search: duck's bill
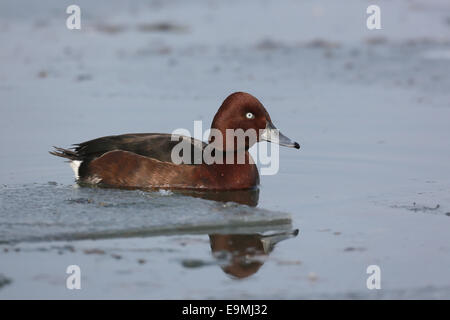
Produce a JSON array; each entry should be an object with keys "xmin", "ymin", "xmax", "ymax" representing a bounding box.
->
[
  {"xmin": 260, "ymin": 229, "xmax": 299, "ymax": 253},
  {"xmin": 260, "ymin": 122, "xmax": 300, "ymax": 149}
]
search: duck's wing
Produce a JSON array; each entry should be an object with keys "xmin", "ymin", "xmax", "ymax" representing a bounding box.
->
[{"xmin": 51, "ymin": 133, "xmax": 206, "ymax": 164}]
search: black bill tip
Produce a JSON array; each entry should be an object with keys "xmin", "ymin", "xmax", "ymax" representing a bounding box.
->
[{"xmin": 294, "ymin": 142, "xmax": 300, "ymax": 149}]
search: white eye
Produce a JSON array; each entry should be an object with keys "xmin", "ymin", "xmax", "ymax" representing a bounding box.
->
[{"xmin": 246, "ymin": 112, "xmax": 255, "ymax": 119}]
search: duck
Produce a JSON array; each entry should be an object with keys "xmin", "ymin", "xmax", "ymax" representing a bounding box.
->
[{"xmin": 50, "ymin": 92, "xmax": 300, "ymax": 190}]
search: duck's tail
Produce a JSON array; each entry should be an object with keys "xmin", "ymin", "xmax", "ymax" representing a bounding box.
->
[{"xmin": 49, "ymin": 146, "xmax": 80, "ymax": 161}]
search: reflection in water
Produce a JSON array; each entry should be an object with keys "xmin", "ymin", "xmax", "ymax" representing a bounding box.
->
[
  {"xmin": 177, "ymin": 187, "xmax": 299, "ymax": 279},
  {"xmin": 172, "ymin": 188, "xmax": 260, "ymax": 207},
  {"xmin": 209, "ymin": 230, "xmax": 299, "ymax": 279},
  {"xmin": 1, "ymin": 183, "xmax": 298, "ymax": 280},
  {"xmin": 80, "ymin": 185, "xmax": 261, "ymax": 207}
]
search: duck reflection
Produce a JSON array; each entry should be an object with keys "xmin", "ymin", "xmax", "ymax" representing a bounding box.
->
[
  {"xmin": 209, "ymin": 229, "xmax": 298, "ymax": 279},
  {"xmin": 172, "ymin": 187, "xmax": 260, "ymax": 207},
  {"xmin": 175, "ymin": 188, "xmax": 299, "ymax": 279}
]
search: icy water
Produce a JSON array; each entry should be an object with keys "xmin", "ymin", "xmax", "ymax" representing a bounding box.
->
[
  {"xmin": 0, "ymin": 184, "xmax": 291, "ymax": 244},
  {"xmin": 1, "ymin": 0, "xmax": 450, "ymax": 299}
]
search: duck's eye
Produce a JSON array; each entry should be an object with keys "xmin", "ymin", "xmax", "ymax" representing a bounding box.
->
[{"xmin": 246, "ymin": 112, "xmax": 255, "ymax": 119}]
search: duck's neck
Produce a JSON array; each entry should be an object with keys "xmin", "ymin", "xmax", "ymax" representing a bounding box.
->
[
  {"xmin": 202, "ymin": 150, "xmax": 260, "ymax": 189},
  {"xmin": 204, "ymin": 148, "xmax": 254, "ymax": 166}
]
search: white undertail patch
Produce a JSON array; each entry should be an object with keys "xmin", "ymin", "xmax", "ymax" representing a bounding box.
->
[{"xmin": 70, "ymin": 160, "xmax": 81, "ymax": 179}]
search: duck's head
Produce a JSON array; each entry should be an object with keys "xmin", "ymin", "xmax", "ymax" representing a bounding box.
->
[{"xmin": 209, "ymin": 92, "xmax": 300, "ymax": 151}]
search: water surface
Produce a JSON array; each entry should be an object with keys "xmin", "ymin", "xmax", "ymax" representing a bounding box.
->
[{"xmin": 1, "ymin": 0, "xmax": 450, "ymax": 299}]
